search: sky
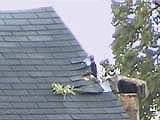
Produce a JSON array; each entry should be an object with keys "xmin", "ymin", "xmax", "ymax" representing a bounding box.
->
[{"xmin": 0, "ymin": 0, "xmax": 115, "ymax": 63}]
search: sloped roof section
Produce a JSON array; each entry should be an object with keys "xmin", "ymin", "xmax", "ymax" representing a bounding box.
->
[{"xmin": 0, "ymin": 7, "xmax": 129, "ymax": 120}]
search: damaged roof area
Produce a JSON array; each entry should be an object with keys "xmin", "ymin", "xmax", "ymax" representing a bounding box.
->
[{"xmin": 0, "ymin": 7, "xmax": 129, "ymax": 120}]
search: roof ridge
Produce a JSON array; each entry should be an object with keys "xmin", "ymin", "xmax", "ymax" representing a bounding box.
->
[{"xmin": 0, "ymin": 6, "xmax": 54, "ymax": 13}]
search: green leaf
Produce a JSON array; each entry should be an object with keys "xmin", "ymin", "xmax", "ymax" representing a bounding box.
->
[
  {"xmin": 51, "ymin": 82, "xmax": 77, "ymax": 96},
  {"xmin": 111, "ymin": 0, "xmax": 160, "ymax": 119}
]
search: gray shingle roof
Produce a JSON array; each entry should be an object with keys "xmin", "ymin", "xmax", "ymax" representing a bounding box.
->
[{"xmin": 0, "ymin": 7, "xmax": 129, "ymax": 120}]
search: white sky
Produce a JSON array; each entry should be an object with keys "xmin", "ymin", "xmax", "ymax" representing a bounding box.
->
[{"xmin": 0, "ymin": 0, "xmax": 114, "ymax": 63}]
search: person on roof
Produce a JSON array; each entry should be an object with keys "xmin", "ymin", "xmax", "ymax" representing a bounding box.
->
[{"xmin": 90, "ymin": 55, "xmax": 97, "ymax": 78}]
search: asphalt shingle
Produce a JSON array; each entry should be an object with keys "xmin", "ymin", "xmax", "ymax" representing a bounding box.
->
[
  {"xmin": 0, "ymin": 7, "xmax": 129, "ymax": 120},
  {"xmin": 4, "ymin": 19, "xmax": 30, "ymax": 25},
  {"xmin": 0, "ymin": 13, "xmax": 12, "ymax": 19},
  {"xmin": 11, "ymin": 13, "xmax": 38, "ymax": 19},
  {"xmin": 36, "ymin": 12, "xmax": 58, "ymax": 18},
  {"xmin": 28, "ymin": 18, "xmax": 54, "ymax": 25}
]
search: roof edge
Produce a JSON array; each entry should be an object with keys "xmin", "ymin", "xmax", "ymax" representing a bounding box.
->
[{"xmin": 0, "ymin": 6, "xmax": 54, "ymax": 13}]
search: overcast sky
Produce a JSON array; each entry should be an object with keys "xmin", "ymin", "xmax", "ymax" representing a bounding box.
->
[{"xmin": 0, "ymin": 0, "xmax": 114, "ymax": 63}]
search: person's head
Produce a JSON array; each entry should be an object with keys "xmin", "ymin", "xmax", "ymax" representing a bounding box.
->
[{"xmin": 89, "ymin": 55, "xmax": 94, "ymax": 62}]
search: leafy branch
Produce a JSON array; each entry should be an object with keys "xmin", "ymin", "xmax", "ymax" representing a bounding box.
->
[
  {"xmin": 111, "ymin": 0, "xmax": 160, "ymax": 119},
  {"xmin": 51, "ymin": 82, "xmax": 77, "ymax": 96}
]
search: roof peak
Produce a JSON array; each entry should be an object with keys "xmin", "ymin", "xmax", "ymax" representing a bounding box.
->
[{"xmin": 0, "ymin": 6, "xmax": 54, "ymax": 13}]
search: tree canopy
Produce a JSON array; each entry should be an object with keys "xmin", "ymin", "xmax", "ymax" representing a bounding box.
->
[{"xmin": 111, "ymin": 0, "xmax": 160, "ymax": 119}]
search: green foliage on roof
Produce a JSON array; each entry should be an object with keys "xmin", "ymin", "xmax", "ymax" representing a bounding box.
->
[{"xmin": 51, "ymin": 82, "xmax": 77, "ymax": 96}]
